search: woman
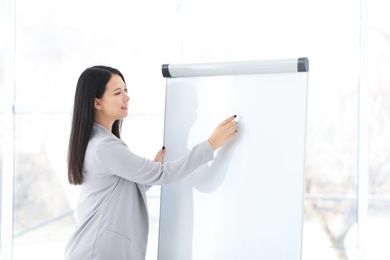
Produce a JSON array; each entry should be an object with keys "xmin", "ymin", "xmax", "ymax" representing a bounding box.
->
[{"xmin": 64, "ymin": 65, "xmax": 237, "ymax": 260}]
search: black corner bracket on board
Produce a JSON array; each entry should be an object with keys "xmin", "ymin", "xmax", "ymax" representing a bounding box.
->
[
  {"xmin": 162, "ymin": 64, "xmax": 171, "ymax": 78},
  {"xmin": 297, "ymin": 57, "xmax": 309, "ymax": 72}
]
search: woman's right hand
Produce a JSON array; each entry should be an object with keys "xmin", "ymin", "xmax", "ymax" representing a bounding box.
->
[{"xmin": 208, "ymin": 115, "xmax": 238, "ymax": 151}]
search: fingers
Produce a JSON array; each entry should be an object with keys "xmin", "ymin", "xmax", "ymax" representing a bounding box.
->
[
  {"xmin": 220, "ymin": 115, "xmax": 237, "ymax": 126},
  {"xmin": 159, "ymin": 146, "xmax": 166, "ymax": 158},
  {"xmin": 221, "ymin": 117, "xmax": 238, "ymax": 137},
  {"xmin": 225, "ymin": 120, "xmax": 238, "ymax": 133},
  {"xmin": 208, "ymin": 115, "xmax": 238, "ymax": 151},
  {"xmin": 154, "ymin": 146, "xmax": 166, "ymax": 163},
  {"xmin": 220, "ymin": 115, "xmax": 238, "ymax": 135}
]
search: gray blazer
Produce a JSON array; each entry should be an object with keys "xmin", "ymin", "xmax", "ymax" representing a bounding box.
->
[{"xmin": 64, "ymin": 123, "xmax": 214, "ymax": 260}]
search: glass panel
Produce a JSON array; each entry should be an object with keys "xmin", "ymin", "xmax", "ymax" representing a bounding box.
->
[
  {"xmin": 366, "ymin": 0, "xmax": 390, "ymax": 257},
  {"xmin": 367, "ymin": 0, "xmax": 390, "ymax": 195},
  {"xmin": 303, "ymin": 199, "xmax": 357, "ymax": 260},
  {"xmin": 13, "ymin": 113, "xmax": 76, "ymax": 259},
  {"xmin": 366, "ymin": 200, "xmax": 390, "ymax": 258},
  {"xmin": 13, "ymin": 213, "xmax": 75, "ymax": 259}
]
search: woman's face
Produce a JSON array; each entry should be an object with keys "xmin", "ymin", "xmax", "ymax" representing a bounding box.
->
[{"xmin": 95, "ymin": 74, "xmax": 130, "ymax": 121}]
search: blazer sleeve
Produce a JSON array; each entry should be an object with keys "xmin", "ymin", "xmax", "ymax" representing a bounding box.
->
[{"xmin": 96, "ymin": 138, "xmax": 214, "ymax": 185}]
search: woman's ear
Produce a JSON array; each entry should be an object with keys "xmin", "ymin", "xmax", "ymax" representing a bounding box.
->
[{"xmin": 95, "ymin": 98, "xmax": 102, "ymax": 110}]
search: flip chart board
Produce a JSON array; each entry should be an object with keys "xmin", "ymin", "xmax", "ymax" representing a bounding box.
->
[{"xmin": 158, "ymin": 58, "xmax": 309, "ymax": 260}]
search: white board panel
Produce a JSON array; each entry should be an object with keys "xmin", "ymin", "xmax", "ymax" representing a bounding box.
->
[{"xmin": 158, "ymin": 66, "xmax": 308, "ymax": 260}]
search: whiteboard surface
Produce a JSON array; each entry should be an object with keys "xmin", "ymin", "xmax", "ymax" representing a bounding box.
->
[{"xmin": 158, "ymin": 72, "xmax": 308, "ymax": 260}]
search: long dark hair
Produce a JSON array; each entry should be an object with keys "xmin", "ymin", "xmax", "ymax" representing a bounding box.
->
[{"xmin": 68, "ymin": 65, "xmax": 126, "ymax": 185}]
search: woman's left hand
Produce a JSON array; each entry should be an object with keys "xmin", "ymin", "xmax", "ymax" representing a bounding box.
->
[{"xmin": 154, "ymin": 146, "xmax": 166, "ymax": 163}]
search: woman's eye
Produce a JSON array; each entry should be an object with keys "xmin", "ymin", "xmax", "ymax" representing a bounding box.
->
[{"xmin": 124, "ymin": 88, "xmax": 128, "ymax": 93}]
